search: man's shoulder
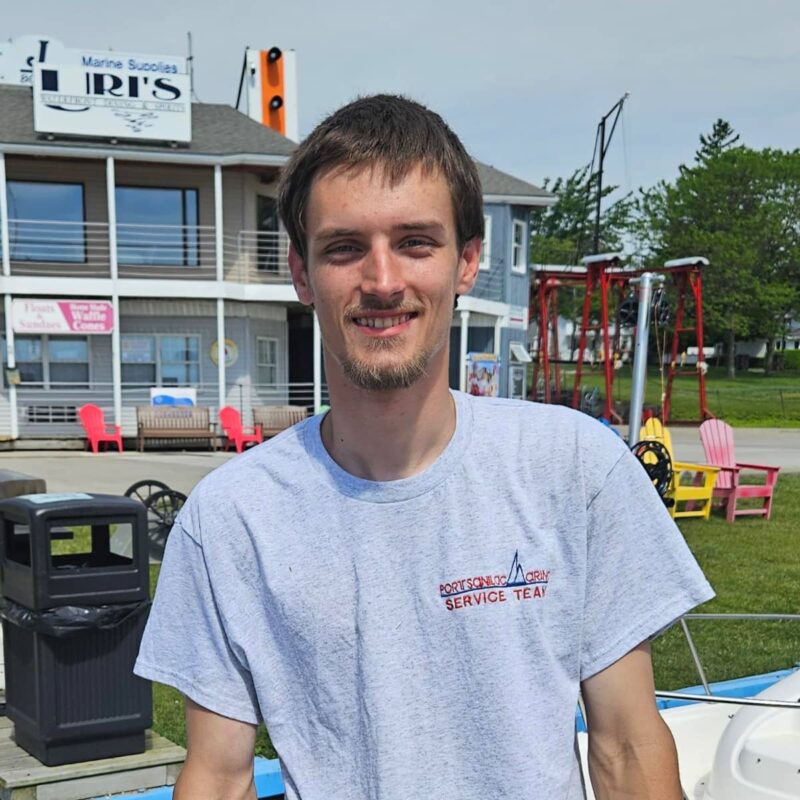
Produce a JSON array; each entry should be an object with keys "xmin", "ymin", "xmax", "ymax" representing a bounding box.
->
[
  {"xmin": 461, "ymin": 392, "xmax": 618, "ymax": 440},
  {"xmin": 179, "ymin": 416, "xmax": 316, "ymax": 523},
  {"xmin": 458, "ymin": 393, "xmax": 630, "ymax": 486}
]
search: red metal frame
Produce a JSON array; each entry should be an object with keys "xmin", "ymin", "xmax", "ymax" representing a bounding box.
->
[
  {"xmin": 529, "ymin": 256, "xmax": 712, "ymax": 424},
  {"xmin": 662, "ymin": 260, "xmax": 713, "ymax": 423}
]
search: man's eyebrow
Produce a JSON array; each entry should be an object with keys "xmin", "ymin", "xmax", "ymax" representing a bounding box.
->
[
  {"xmin": 313, "ymin": 221, "xmax": 446, "ymax": 241},
  {"xmin": 396, "ymin": 221, "xmax": 445, "ymax": 232},
  {"xmin": 314, "ymin": 227, "xmax": 360, "ymax": 242}
]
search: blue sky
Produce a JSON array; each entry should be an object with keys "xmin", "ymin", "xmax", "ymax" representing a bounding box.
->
[{"xmin": 4, "ymin": 0, "xmax": 798, "ymax": 208}]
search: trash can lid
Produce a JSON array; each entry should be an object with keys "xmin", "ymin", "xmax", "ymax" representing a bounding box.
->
[{"xmin": 0, "ymin": 492, "xmax": 145, "ymax": 520}]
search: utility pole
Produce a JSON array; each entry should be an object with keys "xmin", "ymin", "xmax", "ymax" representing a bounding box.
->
[{"xmin": 592, "ymin": 93, "xmax": 629, "ymax": 253}]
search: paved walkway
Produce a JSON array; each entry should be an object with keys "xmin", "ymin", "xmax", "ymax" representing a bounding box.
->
[
  {"xmin": 0, "ymin": 450, "xmax": 237, "ymax": 496},
  {"xmin": 0, "ymin": 425, "xmax": 797, "ymax": 498}
]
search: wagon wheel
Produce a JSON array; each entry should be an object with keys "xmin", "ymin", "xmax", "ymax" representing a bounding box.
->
[
  {"xmin": 144, "ymin": 489, "xmax": 187, "ymax": 561},
  {"xmin": 631, "ymin": 440, "xmax": 674, "ymax": 504},
  {"xmin": 125, "ymin": 479, "xmax": 171, "ymax": 505}
]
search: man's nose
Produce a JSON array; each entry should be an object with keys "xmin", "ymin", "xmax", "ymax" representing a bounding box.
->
[{"xmin": 360, "ymin": 241, "xmax": 405, "ymax": 299}]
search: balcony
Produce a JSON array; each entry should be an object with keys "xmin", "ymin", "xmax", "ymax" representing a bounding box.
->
[{"xmin": 1, "ymin": 219, "xmax": 292, "ymax": 283}]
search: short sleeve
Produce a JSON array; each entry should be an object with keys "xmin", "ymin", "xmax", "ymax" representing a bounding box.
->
[
  {"xmin": 134, "ymin": 521, "xmax": 261, "ymax": 725},
  {"xmin": 579, "ymin": 448, "xmax": 715, "ymax": 680}
]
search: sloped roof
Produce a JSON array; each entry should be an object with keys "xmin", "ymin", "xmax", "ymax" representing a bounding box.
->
[
  {"xmin": 475, "ymin": 161, "xmax": 554, "ymax": 205},
  {"xmin": 0, "ymin": 84, "xmax": 555, "ymax": 202},
  {"xmin": 0, "ymin": 84, "xmax": 295, "ymax": 163}
]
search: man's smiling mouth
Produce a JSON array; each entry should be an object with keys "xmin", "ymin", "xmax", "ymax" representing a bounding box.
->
[{"xmin": 353, "ymin": 313, "xmax": 417, "ymax": 329}]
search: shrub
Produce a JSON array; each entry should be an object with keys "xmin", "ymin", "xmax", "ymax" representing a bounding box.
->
[{"xmin": 783, "ymin": 350, "xmax": 800, "ymax": 371}]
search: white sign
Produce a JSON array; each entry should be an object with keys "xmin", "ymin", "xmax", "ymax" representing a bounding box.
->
[
  {"xmin": 12, "ymin": 298, "xmax": 115, "ymax": 334},
  {"xmin": 34, "ymin": 63, "xmax": 191, "ymax": 142},
  {"xmin": 0, "ymin": 35, "xmax": 187, "ymax": 86}
]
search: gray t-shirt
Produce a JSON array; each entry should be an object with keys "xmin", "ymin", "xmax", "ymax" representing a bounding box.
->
[{"xmin": 135, "ymin": 391, "xmax": 714, "ymax": 799}]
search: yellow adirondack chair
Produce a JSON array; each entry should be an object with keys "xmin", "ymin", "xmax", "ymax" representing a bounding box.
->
[{"xmin": 639, "ymin": 418, "xmax": 719, "ymax": 520}]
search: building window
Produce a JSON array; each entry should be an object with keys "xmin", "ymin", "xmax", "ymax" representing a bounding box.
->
[
  {"xmin": 6, "ymin": 181, "xmax": 85, "ymax": 263},
  {"xmin": 511, "ymin": 220, "xmax": 527, "ymax": 274},
  {"xmin": 160, "ymin": 336, "xmax": 200, "ymax": 385},
  {"xmin": 120, "ymin": 334, "xmax": 199, "ymax": 385},
  {"xmin": 48, "ymin": 337, "xmax": 89, "ymax": 385},
  {"xmin": 116, "ymin": 187, "xmax": 199, "ymax": 267},
  {"xmin": 2, "ymin": 335, "xmax": 89, "ymax": 388},
  {"xmin": 121, "ymin": 335, "xmax": 157, "ymax": 384},
  {"xmin": 256, "ymin": 337, "xmax": 279, "ymax": 386},
  {"xmin": 479, "ymin": 214, "xmax": 492, "ymax": 271},
  {"xmin": 14, "ymin": 336, "xmax": 44, "ymax": 384}
]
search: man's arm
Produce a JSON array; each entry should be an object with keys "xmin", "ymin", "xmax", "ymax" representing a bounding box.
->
[
  {"xmin": 173, "ymin": 698, "xmax": 258, "ymax": 800},
  {"xmin": 581, "ymin": 642, "xmax": 683, "ymax": 800}
]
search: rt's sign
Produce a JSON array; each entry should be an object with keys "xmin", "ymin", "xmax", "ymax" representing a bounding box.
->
[
  {"xmin": 33, "ymin": 62, "xmax": 192, "ymax": 142},
  {"xmin": 0, "ymin": 35, "xmax": 187, "ymax": 86}
]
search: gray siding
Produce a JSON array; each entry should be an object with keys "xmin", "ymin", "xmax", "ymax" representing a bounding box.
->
[
  {"xmin": 507, "ymin": 206, "xmax": 532, "ymax": 308},
  {"xmin": 472, "ymin": 204, "xmax": 506, "ymax": 302}
]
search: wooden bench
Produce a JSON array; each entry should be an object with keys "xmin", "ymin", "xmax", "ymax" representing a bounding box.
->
[
  {"xmin": 252, "ymin": 405, "xmax": 308, "ymax": 439},
  {"xmin": 136, "ymin": 406, "xmax": 217, "ymax": 452}
]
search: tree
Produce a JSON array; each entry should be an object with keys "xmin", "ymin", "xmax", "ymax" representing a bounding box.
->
[
  {"xmin": 529, "ymin": 167, "xmax": 635, "ymax": 360},
  {"xmin": 529, "ymin": 165, "xmax": 634, "ymax": 265},
  {"xmin": 635, "ymin": 122, "xmax": 800, "ymax": 377}
]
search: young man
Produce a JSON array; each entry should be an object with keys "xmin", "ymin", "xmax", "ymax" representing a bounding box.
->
[{"xmin": 135, "ymin": 95, "xmax": 713, "ymax": 800}]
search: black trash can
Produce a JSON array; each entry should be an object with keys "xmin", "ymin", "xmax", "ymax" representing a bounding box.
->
[{"xmin": 0, "ymin": 493, "xmax": 152, "ymax": 766}]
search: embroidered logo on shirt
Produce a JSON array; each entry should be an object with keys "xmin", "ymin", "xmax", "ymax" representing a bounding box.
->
[{"xmin": 439, "ymin": 550, "xmax": 550, "ymax": 611}]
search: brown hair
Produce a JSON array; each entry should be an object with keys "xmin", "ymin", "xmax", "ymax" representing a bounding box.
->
[{"xmin": 277, "ymin": 94, "xmax": 484, "ymax": 261}]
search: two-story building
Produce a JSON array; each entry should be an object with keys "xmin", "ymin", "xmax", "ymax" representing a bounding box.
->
[{"xmin": 0, "ymin": 83, "xmax": 552, "ymax": 444}]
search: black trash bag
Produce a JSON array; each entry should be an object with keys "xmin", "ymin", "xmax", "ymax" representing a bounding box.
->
[{"xmin": 0, "ymin": 597, "xmax": 150, "ymax": 638}]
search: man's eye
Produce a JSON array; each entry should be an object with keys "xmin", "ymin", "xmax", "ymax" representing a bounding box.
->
[
  {"xmin": 325, "ymin": 243, "xmax": 360, "ymax": 258},
  {"xmin": 402, "ymin": 238, "xmax": 434, "ymax": 249}
]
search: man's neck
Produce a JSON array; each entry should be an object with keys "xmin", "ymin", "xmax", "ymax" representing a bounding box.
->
[{"xmin": 320, "ymin": 372, "xmax": 456, "ymax": 483}]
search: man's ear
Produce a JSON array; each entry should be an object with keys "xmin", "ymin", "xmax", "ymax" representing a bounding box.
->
[
  {"xmin": 455, "ymin": 236, "xmax": 482, "ymax": 296},
  {"xmin": 288, "ymin": 243, "xmax": 315, "ymax": 306}
]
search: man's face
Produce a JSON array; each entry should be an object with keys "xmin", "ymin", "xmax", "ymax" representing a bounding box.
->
[{"xmin": 289, "ymin": 164, "xmax": 480, "ymax": 391}]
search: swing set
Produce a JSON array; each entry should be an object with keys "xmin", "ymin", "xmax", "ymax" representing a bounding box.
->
[{"xmin": 529, "ymin": 254, "xmax": 713, "ymax": 424}]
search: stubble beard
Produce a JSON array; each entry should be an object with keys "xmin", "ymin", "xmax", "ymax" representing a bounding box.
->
[
  {"xmin": 341, "ymin": 338, "xmax": 433, "ymax": 391},
  {"xmin": 340, "ymin": 300, "xmax": 435, "ymax": 391}
]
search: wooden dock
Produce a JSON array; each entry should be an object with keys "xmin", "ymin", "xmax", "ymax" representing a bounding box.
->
[{"xmin": 0, "ymin": 717, "xmax": 185, "ymax": 800}]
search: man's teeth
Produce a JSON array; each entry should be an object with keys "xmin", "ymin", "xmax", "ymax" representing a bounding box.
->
[{"xmin": 355, "ymin": 314, "xmax": 412, "ymax": 329}]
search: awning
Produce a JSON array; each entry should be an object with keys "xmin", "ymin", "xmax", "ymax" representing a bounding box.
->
[{"xmin": 509, "ymin": 343, "xmax": 532, "ymax": 363}]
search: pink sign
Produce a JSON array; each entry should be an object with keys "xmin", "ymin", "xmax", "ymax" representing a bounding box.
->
[{"xmin": 12, "ymin": 299, "xmax": 114, "ymax": 334}]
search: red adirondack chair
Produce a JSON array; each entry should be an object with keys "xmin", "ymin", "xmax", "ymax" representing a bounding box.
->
[
  {"xmin": 219, "ymin": 406, "xmax": 263, "ymax": 453},
  {"xmin": 79, "ymin": 404, "xmax": 123, "ymax": 454},
  {"xmin": 699, "ymin": 419, "xmax": 780, "ymax": 522}
]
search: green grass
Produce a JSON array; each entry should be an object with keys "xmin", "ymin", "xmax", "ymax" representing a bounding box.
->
[
  {"xmin": 652, "ymin": 473, "xmax": 800, "ymax": 689},
  {"xmin": 540, "ymin": 366, "xmax": 800, "ymax": 426},
  {"xmin": 148, "ymin": 475, "xmax": 800, "ymax": 753}
]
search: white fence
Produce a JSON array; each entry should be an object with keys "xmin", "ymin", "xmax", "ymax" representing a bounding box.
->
[{"xmin": 2, "ymin": 381, "xmax": 328, "ymax": 441}]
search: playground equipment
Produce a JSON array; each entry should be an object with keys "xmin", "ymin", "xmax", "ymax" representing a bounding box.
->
[{"xmin": 530, "ymin": 255, "xmax": 713, "ymax": 423}]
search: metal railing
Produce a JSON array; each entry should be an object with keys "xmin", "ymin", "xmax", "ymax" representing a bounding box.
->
[
  {"xmin": 654, "ymin": 613, "xmax": 800, "ymax": 710},
  {"xmin": 5, "ymin": 381, "xmax": 328, "ymax": 439},
  {"xmin": 1, "ymin": 220, "xmax": 517, "ymax": 300},
  {"xmin": 0, "ymin": 219, "xmax": 292, "ymax": 283}
]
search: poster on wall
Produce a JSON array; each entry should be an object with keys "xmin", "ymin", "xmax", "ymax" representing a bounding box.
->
[
  {"xmin": 12, "ymin": 298, "xmax": 114, "ymax": 334},
  {"xmin": 149, "ymin": 387, "xmax": 196, "ymax": 407},
  {"xmin": 466, "ymin": 353, "xmax": 498, "ymax": 397}
]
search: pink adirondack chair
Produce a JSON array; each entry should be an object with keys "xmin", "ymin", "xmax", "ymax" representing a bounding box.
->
[
  {"xmin": 219, "ymin": 406, "xmax": 263, "ymax": 454},
  {"xmin": 699, "ymin": 419, "xmax": 780, "ymax": 522},
  {"xmin": 79, "ymin": 404, "xmax": 123, "ymax": 454}
]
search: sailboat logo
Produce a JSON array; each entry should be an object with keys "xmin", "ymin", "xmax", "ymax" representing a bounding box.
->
[{"xmin": 506, "ymin": 550, "xmax": 527, "ymax": 587}]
